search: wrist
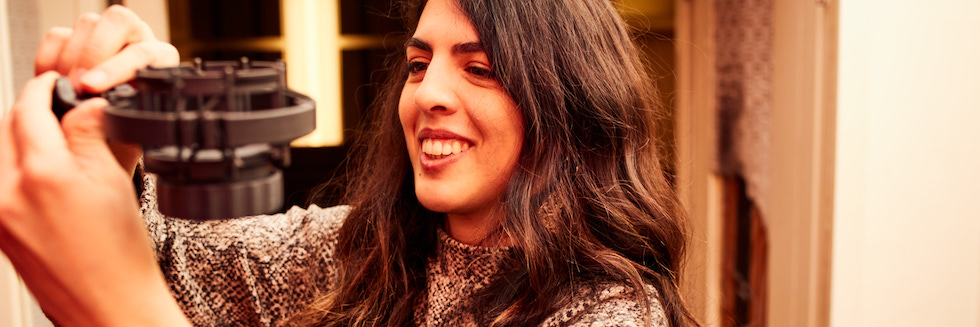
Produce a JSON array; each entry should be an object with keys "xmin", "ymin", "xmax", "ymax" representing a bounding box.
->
[{"xmin": 93, "ymin": 280, "xmax": 191, "ymax": 327}]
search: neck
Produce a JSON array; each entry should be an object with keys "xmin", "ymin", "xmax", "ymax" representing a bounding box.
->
[{"xmin": 444, "ymin": 208, "xmax": 509, "ymax": 246}]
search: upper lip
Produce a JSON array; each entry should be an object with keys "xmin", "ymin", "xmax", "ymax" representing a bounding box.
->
[{"xmin": 417, "ymin": 128, "xmax": 473, "ymax": 144}]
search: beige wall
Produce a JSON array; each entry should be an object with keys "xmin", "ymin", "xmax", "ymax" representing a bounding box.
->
[
  {"xmin": 0, "ymin": 3, "xmax": 26, "ymax": 326},
  {"xmin": 122, "ymin": 0, "xmax": 169, "ymax": 42},
  {"xmin": 832, "ymin": 0, "xmax": 980, "ymax": 326}
]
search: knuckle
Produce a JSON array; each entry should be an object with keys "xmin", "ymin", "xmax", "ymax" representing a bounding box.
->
[
  {"xmin": 77, "ymin": 12, "xmax": 100, "ymax": 26},
  {"xmin": 102, "ymin": 5, "xmax": 137, "ymax": 22},
  {"xmin": 21, "ymin": 158, "xmax": 55, "ymax": 180},
  {"xmin": 41, "ymin": 27, "xmax": 71, "ymax": 43},
  {"xmin": 21, "ymin": 161, "xmax": 69, "ymax": 188}
]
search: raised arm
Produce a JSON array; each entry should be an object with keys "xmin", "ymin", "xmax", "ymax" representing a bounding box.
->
[
  {"xmin": 140, "ymin": 188, "xmax": 348, "ymax": 325},
  {"xmin": 0, "ymin": 6, "xmax": 188, "ymax": 326}
]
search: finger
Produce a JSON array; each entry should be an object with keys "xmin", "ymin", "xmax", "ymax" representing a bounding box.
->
[
  {"xmin": 55, "ymin": 13, "xmax": 100, "ymax": 76},
  {"xmin": 77, "ymin": 5, "xmax": 157, "ymax": 70},
  {"xmin": 80, "ymin": 41, "xmax": 179, "ymax": 92},
  {"xmin": 108, "ymin": 140, "xmax": 143, "ymax": 175},
  {"xmin": 60, "ymin": 97, "xmax": 120, "ymax": 170},
  {"xmin": 10, "ymin": 72, "xmax": 69, "ymax": 159},
  {"xmin": 34, "ymin": 27, "xmax": 73, "ymax": 75}
]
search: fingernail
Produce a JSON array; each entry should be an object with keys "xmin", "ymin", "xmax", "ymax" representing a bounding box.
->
[{"xmin": 80, "ymin": 70, "xmax": 107, "ymax": 87}]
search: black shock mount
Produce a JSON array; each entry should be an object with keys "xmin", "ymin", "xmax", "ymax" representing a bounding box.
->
[{"xmin": 53, "ymin": 58, "xmax": 316, "ymax": 220}]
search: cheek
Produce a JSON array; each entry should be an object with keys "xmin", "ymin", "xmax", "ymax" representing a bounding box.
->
[
  {"xmin": 398, "ymin": 91, "xmax": 418, "ymax": 147},
  {"xmin": 397, "ymin": 88, "xmax": 412, "ymax": 128},
  {"xmin": 479, "ymin": 99, "xmax": 525, "ymax": 179},
  {"xmin": 498, "ymin": 101, "xmax": 525, "ymax": 158}
]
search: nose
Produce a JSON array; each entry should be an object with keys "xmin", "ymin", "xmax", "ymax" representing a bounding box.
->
[{"xmin": 412, "ymin": 59, "xmax": 460, "ymax": 115}]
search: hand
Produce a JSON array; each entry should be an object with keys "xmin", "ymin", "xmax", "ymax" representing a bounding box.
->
[
  {"xmin": 0, "ymin": 72, "xmax": 190, "ymax": 327},
  {"xmin": 35, "ymin": 5, "xmax": 180, "ymax": 174}
]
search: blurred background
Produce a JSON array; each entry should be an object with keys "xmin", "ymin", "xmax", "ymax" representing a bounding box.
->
[{"xmin": 0, "ymin": 0, "xmax": 978, "ymax": 326}]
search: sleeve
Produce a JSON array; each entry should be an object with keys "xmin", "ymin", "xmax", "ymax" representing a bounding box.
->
[
  {"xmin": 139, "ymin": 172, "xmax": 349, "ymax": 327},
  {"xmin": 543, "ymin": 283, "xmax": 668, "ymax": 327}
]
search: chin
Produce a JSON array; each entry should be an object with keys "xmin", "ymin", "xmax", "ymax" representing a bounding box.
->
[
  {"xmin": 415, "ymin": 195, "xmax": 458, "ymax": 214},
  {"xmin": 414, "ymin": 178, "xmax": 455, "ymax": 211}
]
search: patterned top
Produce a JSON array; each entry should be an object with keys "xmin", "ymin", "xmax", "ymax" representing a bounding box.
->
[{"xmin": 140, "ymin": 175, "xmax": 667, "ymax": 326}]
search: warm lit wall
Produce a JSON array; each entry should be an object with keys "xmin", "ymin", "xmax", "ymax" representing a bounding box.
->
[
  {"xmin": 0, "ymin": 0, "xmax": 24, "ymax": 322},
  {"xmin": 832, "ymin": 0, "xmax": 980, "ymax": 326},
  {"xmin": 123, "ymin": 0, "xmax": 169, "ymax": 42}
]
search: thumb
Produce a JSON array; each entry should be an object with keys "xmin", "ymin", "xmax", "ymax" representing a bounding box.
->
[{"xmin": 60, "ymin": 98, "xmax": 119, "ymax": 169}]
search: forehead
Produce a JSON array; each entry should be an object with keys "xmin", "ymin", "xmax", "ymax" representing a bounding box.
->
[{"xmin": 413, "ymin": 0, "xmax": 480, "ymax": 42}]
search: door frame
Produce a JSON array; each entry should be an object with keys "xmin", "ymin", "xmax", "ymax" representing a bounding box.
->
[{"xmin": 673, "ymin": 0, "xmax": 838, "ymax": 325}]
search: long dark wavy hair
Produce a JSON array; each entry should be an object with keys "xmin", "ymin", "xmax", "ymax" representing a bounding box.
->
[{"xmin": 291, "ymin": 0, "xmax": 696, "ymax": 325}]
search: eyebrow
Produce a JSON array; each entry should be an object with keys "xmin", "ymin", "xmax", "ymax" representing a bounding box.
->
[{"xmin": 406, "ymin": 38, "xmax": 484, "ymax": 54}]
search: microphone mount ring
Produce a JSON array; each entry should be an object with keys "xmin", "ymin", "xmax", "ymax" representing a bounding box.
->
[{"xmin": 99, "ymin": 58, "xmax": 316, "ymax": 220}]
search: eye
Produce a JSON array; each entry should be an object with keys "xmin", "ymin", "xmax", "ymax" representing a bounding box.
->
[
  {"xmin": 405, "ymin": 60, "xmax": 428, "ymax": 74},
  {"xmin": 466, "ymin": 65, "xmax": 493, "ymax": 79}
]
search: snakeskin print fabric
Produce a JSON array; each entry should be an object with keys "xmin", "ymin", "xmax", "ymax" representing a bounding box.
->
[
  {"xmin": 414, "ymin": 231, "xmax": 513, "ymax": 325},
  {"xmin": 140, "ymin": 174, "xmax": 345, "ymax": 326},
  {"xmin": 140, "ymin": 174, "xmax": 666, "ymax": 326}
]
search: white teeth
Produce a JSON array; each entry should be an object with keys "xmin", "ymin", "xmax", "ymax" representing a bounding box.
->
[{"xmin": 421, "ymin": 139, "xmax": 470, "ymax": 157}]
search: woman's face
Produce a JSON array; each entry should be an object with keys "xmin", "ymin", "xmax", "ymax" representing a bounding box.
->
[{"xmin": 399, "ymin": 0, "xmax": 524, "ymax": 223}]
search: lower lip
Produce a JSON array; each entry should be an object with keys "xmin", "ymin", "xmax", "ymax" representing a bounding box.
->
[{"xmin": 419, "ymin": 148, "xmax": 468, "ymax": 171}]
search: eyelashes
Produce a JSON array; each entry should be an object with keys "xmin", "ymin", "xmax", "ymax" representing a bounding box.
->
[
  {"xmin": 404, "ymin": 60, "xmax": 494, "ymax": 80},
  {"xmin": 465, "ymin": 66, "xmax": 492, "ymax": 78},
  {"xmin": 405, "ymin": 61, "xmax": 428, "ymax": 74}
]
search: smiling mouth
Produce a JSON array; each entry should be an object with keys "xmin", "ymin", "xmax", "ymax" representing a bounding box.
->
[{"xmin": 422, "ymin": 138, "xmax": 471, "ymax": 159}]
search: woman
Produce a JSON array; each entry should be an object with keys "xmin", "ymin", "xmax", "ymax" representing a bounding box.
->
[{"xmin": 0, "ymin": 0, "xmax": 695, "ymax": 326}]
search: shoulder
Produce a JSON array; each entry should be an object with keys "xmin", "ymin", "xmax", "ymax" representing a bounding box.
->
[
  {"xmin": 542, "ymin": 282, "xmax": 667, "ymax": 327},
  {"xmin": 223, "ymin": 204, "xmax": 352, "ymax": 251},
  {"xmin": 282, "ymin": 203, "xmax": 351, "ymax": 234}
]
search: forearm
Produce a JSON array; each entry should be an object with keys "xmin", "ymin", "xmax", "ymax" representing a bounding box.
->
[
  {"xmin": 106, "ymin": 280, "xmax": 192, "ymax": 327},
  {"xmin": 49, "ymin": 280, "xmax": 192, "ymax": 327}
]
